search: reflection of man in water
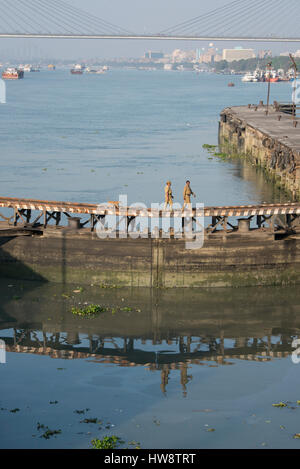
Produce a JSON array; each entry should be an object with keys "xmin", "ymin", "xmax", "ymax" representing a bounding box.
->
[
  {"xmin": 164, "ymin": 181, "xmax": 173, "ymax": 210},
  {"xmin": 183, "ymin": 180, "xmax": 196, "ymax": 210}
]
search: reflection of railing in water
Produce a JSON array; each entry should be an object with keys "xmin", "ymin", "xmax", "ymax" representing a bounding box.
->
[{"xmin": 1, "ymin": 328, "xmax": 294, "ymax": 394}]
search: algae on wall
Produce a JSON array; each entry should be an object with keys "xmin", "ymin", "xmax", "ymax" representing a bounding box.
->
[{"xmin": 219, "ymin": 108, "xmax": 300, "ymax": 200}]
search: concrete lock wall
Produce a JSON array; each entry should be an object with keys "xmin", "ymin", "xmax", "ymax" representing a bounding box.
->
[
  {"xmin": 219, "ymin": 106, "xmax": 300, "ymax": 199},
  {"xmin": 0, "ymin": 231, "xmax": 299, "ymax": 287}
]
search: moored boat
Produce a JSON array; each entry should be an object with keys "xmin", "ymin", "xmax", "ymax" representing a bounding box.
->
[
  {"xmin": 2, "ymin": 68, "xmax": 24, "ymax": 80},
  {"xmin": 265, "ymin": 69, "xmax": 280, "ymax": 82},
  {"xmin": 71, "ymin": 64, "xmax": 85, "ymax": 74},
  {"xmin": 242, "ymin": 73, "xmax": 258, "ymax": 82}
]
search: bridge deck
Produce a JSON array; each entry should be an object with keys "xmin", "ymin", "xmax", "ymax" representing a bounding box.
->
[{"xmin": 0, "ymin": 196, "xmax": 300, "ymax": 217}]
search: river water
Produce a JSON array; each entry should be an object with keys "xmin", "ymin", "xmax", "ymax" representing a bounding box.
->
[
  {"xmin": 0, "ymin": 69, "xmax": 299, "ymax": 449},
  {"xmin": 0, "ymin": 69, "xmax": 294, "ymax": 205}
]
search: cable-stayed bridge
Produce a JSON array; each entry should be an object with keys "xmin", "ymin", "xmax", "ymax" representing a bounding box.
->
[{"xmin": 0, "ymin": 0, "xmax": 300, "ymax": 42}]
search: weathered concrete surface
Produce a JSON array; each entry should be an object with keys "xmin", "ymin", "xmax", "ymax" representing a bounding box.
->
[
  {"xmin": 219, "ymin": 105, "xmax": 300, "ymax": 198},
  {"xmin": 0, "ymin": 228, "xmax": 299, "ymax": 287}
]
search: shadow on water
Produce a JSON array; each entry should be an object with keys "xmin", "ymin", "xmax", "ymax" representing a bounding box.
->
[{"xmin": 0, "ymin": 238, "xmax": 46, "ymax": 283}]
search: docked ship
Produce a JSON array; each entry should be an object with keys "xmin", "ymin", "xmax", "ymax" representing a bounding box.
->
[
  {"xmin": 241, "ymin": 72, "xmax": 259, "ymax": 82},
  {"xmin": 265, "ymin": 70, "xmax": 280, "ymax": 82},
  {"xmin": 70, "ymin": 64, "xmax": 85, "ymax": 74},
  {"xmin": 2, "ymin": 68, "xmax": 24, "ymax": 80},
  {"xmin": 241, "ymin": 69, "xmax": 263, "ymax": 82}
]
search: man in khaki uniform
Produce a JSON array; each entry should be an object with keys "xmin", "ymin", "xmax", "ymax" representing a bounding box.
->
[
  {"xmin": 183, "ymin": 180, "xmax": 196, "ymax": 210},
  {"xmin": 164, "ymin": 181, "xmax": 173, "ymax": 210}
]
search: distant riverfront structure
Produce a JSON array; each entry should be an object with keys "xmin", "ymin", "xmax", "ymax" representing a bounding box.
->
[{"xmin": 222, "ymin": 47, "xmax": 256, "ymax": 62}]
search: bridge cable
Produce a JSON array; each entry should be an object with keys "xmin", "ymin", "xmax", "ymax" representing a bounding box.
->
[{"xmin": 159, "ymin": 0, "xmax": 300, "ymax": 39}]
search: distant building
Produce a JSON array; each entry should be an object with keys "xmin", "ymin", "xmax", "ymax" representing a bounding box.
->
[
  {"xmin": 144, "ymin": 51, "xmax": 164, "ymax": 60},
  {"xmin": 258, "ymin": 50, "xmax": 272, "ymax": 59},
  {"xmin": 171, "ymin": 49, "xmax": 196, "ymax": 63},
  {"xmin": 214, "ymin": 54, "xmax": 223, "ymax": 62},
  {"xmin": 199, "ymin": 53, "xmax": 214, "ymax": 64},
  {"xmin": 222, "ymin": 48, "xmax": 256, "ymax": 62}
]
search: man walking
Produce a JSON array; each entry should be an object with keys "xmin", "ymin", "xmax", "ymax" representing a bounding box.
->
[
  {"xmin": 164, "ymin": 181, "xmax": 174, "ymax": 210},
  {"xmin": 183, "ymin": 180, "xmax": 196, "ymax": 211}
]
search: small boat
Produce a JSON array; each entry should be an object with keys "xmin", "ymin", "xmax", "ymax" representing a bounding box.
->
[
  {"xmin": 18, "ymin": 64, "xmax": 32, "ymax": 72},
  {"xmin": 228, "ymin": 82, "xmax": 235, "ymax": 87},
  {"xmin": 86, "ymin": 66, "xmax": 107, "ymax": 74},
  {"xmin": 71, "ymin": 64, "xmax": 85, "ymax": 74},
  {"xmin": 2, "ymin": 68, "xmax": 24, "ymax": 80},
  {"xmin": 242, "ymin": 73, "xmax": 258, "ymax": 82}
]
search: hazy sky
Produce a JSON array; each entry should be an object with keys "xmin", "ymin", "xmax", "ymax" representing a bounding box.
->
[{"xmin": 0, "ymin": 0, "xmax": 296, "ymax": 60}]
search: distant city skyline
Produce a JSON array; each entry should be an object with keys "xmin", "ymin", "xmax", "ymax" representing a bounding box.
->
[{"xmin": 0, "ymin": 0, "xmax": 299, "ymax": 60}]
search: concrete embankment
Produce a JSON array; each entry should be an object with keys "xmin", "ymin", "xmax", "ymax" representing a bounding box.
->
[
  {"xmin": 0, "ymin": 228, "xmax": 299, "ymax": 287},
  {"xmin": 219, "ymin": 104, "xmax": 300, "ymax": 199}
]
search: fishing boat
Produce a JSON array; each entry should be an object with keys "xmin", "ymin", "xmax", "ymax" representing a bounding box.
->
[
  {"xmin": 228, "ymin": 82, "xmax": 235, "ymax": 87},
  {"xmin": 2, "ymin": 68, "xmax": 24, "ymax": 80}
]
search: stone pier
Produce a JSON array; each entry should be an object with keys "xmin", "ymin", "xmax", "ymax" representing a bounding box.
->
[{"xmin": 219, "ymin": 104, "xmax": 300, "ymax": 199}]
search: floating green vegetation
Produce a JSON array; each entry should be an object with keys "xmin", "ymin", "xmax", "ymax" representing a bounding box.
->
[
  {"xmin": 49, "ymin": 401, "xmax": 58, "ymax": 405},
  {"xmin": 128, "ymin": 440, "xmax": 141, "ymax": 449},
  {"xmin": 214, "ymin": 152, "xmax": 227, "ymax": 159},
  {"xmin": 206, "ymin": 428, "xmax": 215, "ymax": 432},
  {"xmin": 272, "ymin": 402, "xmax": 287, "ymax": 408},
  {"xmin": 62, "ymin": 293, "xmax": 71, "ymax": 299},
  {"xmin": 99, "ymin": 283, "xmax": 120, "ymax": 289},
  {"xmin": 10, "ymin": 408, "xmax": 20, "ymax": 413},
  {"xmin": 74, "ymin": 408, "xmax": 90, "ymax": 414},
  {"xmin": 37, "ymin": 423, "xmax": 62, "ymax": 439},
  {"xmin": 294, "ymin": 433, "xmax": 300, "ymax": 439},
  {"xmin": 12, "ymin": 296, "xmax": 21, "ymax": 301},
  {"xmin": 72, "ymin": 302, "xmax": 142, "ymax": 317},
  {"xmin": 41, "ymin": 429, "xmax": 62, "ymax": 439},
  {"xmin": 81, "ymin": 418, "xmax": 101, "ymax": 424},
  {"xmin": 91, "ymin": 436, "xmax": 124, "ymax": 450},
  {"xmin": 72, "ymin": 304, "xmax": 108, "ymax": 317},
  {"xmin": 202, "ymin": 144, "xmax": 217, "ymax": 150}
]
